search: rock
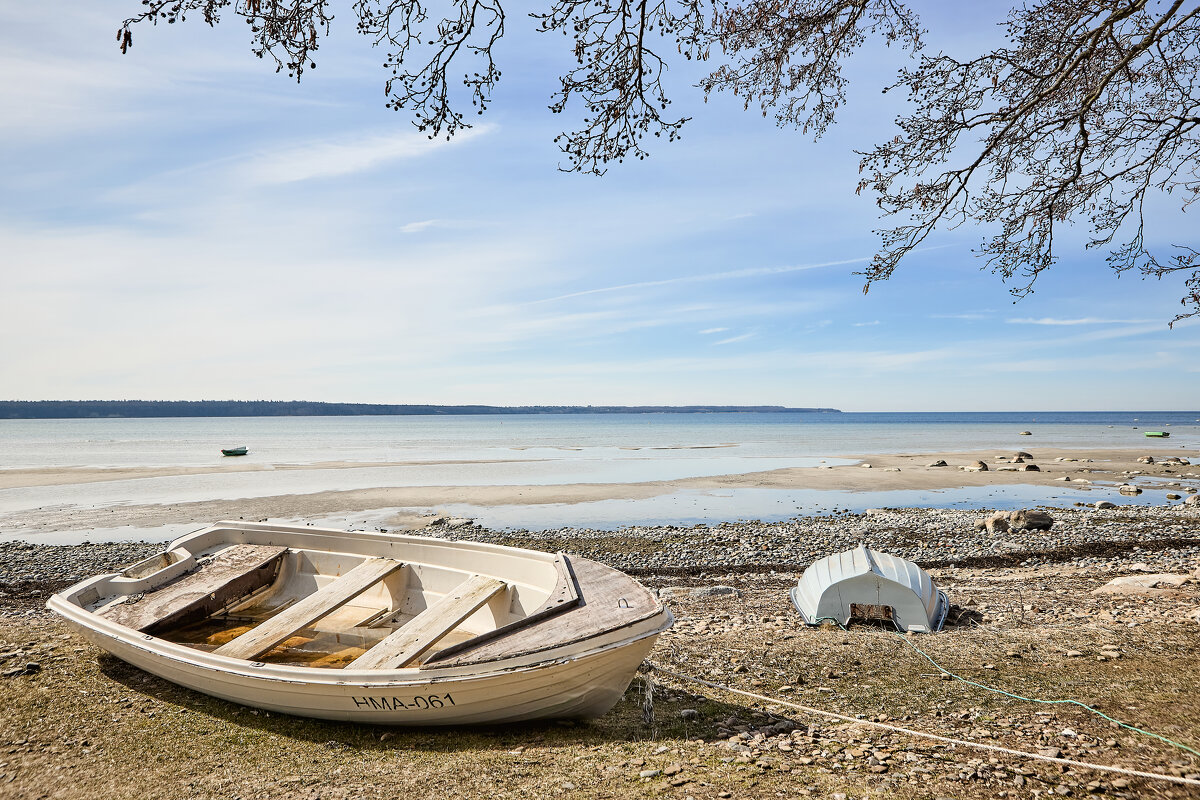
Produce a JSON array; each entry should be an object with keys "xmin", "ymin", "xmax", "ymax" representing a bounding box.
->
[
  {"xmin": 1137, "ymin": 456, "xmax": 1155, "ymax": 464},
  {"xmin": 964, "ymin": 460, "xmax": 989, "ymax": 472},
  {"xmin": 1092, "ymin": 573, "xmax": 1191, "ymax": 596},
  {"xmin": 639, "ymin": 769, "xmax": 661, "ymax": 779},
  {"xmin": 984, "ymin": 513, "xmax": 1010, "ymax": 534},
  {"xmin": 860, "ymin": 463, "xmax": 873, "ymax": 469},
  {"xmin": 446, "ymin": 518, "xmax": 473, "ymax": 528},
  {"xmin": 680, "ymin": 709, "xmax": 699, "ymax": 721},
  {"xmin": 1167, "ymin": 493, "xmax": 1182, "ymax": 500},
  {"xmin": 1186, "ymin": 494, "xmax": 1200, "ymax": 507},
  {"xmin": 1019, "ymin": 431, "xmax": 1032, "ymax": 435},
  {"xmin": 1014, "ymin": 451, "xmax": 1033, "ymax": 459},
  {"xmin": 1022, "ymin": 464, "xmax": 1041, "ymax": 471},
  {"xmin": 1065, "ymin": 651, "xmax": 1083, "ymax": 658},
  {"xmin": 1009, "ymin": 509, "xmax": 1054, "ymax": 531},
  {"xmin": 1118, "ymin": 485, "xmax": 1142, "ymax": 495},
  {"xmin": 690, "ymin": 586, "xmax": 739, "ymax": 598},
  {"xmin": 663, "ymin": 764, "xmax": 683, "ymax": 776},
  {"xmin": 927, "ymin": 460, "xmax": 948, "ymax": 467},
  {"xmin": 1094, "ymin": 501, "xmax": 1117, "ymax": 509}
]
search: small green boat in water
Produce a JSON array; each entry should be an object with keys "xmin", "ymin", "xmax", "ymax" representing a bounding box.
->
[
  {"xmin": 221, "ymin": 446, "xmax": 249, "ymax": 456},
  {"xmin": 1144, "ymin": 431, "xmax": 1170, "ymax": 438}
]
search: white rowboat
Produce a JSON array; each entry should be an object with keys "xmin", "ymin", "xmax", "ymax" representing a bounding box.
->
[{"xmin": 48, "ymin": 521, "xmax": 672, "ymax": 725}]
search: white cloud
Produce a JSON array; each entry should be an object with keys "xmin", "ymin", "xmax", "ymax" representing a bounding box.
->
[
  {"xmin": 852, "ymin": 320, "xmax": 881, "ymax": 327},
  {"xmin": 1007, "ymin": 317, "xmax": 1155, "ymax": 326},
  {"xmin": 699, "ymin": 327, "xmax": 729, "ymax": 334},
  {"xmin": 400, "ymin": 219, "xmax": 443, "ymax": 234},
  {"xmin": 713, "ymin": 333, "xmax": 756, "ymax": 345},
  {"xmin": 529, "ymin": 254, "xmax": 873, "ymax": 305},
  {"xmin": 243, "ymin": 126, "xmax": 493, "ymax": 185}
]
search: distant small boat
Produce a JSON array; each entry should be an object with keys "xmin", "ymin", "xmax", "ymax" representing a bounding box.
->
[
  {"xmin": 1144, "ymin": 431, "xmax": 1170, "ymax": 438},
  {"xmin": 221, "ymin": 447, "xmax": 249, "ymax": 456}
]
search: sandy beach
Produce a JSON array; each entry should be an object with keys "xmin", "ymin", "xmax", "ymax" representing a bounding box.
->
[{"xmin": 1, "ymin": 446, "xmax": 1194, "ymax": 536}]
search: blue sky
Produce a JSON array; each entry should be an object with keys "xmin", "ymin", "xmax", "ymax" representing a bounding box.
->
[{"xmin": 1, "ymin": 2, "xmax": 1197, "ymax": 411}]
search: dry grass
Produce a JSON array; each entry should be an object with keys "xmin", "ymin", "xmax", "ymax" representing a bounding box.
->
[{"xmin": 2, "ymin": 566, "xmax": 1198, "ymax": 800}]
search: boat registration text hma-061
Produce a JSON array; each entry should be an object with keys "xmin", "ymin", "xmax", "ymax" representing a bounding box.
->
[{"xmin": 351, "ymin": 693, "xmax": 456, "ymax": 711}]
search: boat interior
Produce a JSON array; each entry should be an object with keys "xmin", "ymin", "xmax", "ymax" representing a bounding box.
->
[{"xmin": 61, "ymin": 526, "xmax": 661, "ymax": 672}]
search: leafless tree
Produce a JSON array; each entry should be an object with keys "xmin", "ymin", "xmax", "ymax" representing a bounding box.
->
[{"xmin": 117, "ymin": 0, "xmax": 1200, "ymax": 322}]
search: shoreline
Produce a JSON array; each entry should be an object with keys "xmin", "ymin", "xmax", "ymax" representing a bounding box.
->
[{"xmin": 1, "ymin": 446, "xmax": 1196, "ymax": 538}]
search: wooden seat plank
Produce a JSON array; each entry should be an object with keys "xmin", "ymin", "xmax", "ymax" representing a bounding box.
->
[
  {"xmin": 100, "ymin": 544, "xmax": 287, "ymax": 633},
  {"xmin": 349, "ymin": 575, "xmax": 506, "ymax": 670},
  {"xmin": 422, "ymin": 556, "xmax": 660, "ymax": 669},
  {"xmin": 214, "ymin": 558, "xmax": 403, "ymax": 661}
]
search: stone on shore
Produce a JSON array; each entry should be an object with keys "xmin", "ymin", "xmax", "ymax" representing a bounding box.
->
[
  {"xmin": 1009, "ymin": 509, "xmax": 1054, "ymax": 532},
  {"xmin": 1092, "ymin": 573, "xmax": 1192, "ymax": 597}
]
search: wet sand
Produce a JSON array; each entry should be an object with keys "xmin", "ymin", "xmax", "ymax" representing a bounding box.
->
[{"xmin": 2, "ymin": 447, "xmax": 1194, "ymax": 535}]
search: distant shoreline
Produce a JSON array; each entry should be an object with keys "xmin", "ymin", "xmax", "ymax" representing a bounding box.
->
[{"xmin": 0, "ymin": 400, "xmax": 842, "ymax": 420}]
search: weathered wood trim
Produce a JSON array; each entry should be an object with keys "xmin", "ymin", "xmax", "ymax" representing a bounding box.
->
[
  {"xmin": 423, "ymin": 555, "xmax": 663, "ymax": 669},
  {"xmin": 99, "ymin": 544, "xmax": 288, "ymax": 634},
  {"xmin": 422, "ymin": 552, "xmax": 580, "ymax": 665}
]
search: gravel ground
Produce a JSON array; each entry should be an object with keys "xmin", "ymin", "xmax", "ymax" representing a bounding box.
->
[{"xmin": 2, "ymin": 506, "xmax": 1198, "ymax": 800}]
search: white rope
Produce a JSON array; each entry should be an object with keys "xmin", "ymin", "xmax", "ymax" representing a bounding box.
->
[{"xmin": 646, "ymin": 664, "xmax": 1200, "ymax": 788}]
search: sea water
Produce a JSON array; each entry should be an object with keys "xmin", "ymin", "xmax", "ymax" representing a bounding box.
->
[{"xmin": 1, "ymin": 411, "xmax": 1197, "ymax": 537}]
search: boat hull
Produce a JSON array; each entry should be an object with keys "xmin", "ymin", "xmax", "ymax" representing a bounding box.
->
[
  {"xmin": 46, "ymin": 521, "xmax": 672, "ymax": 725},
  {"xmin": 53, "ymin": 601, "xmax": 662, "ymax": 724}
]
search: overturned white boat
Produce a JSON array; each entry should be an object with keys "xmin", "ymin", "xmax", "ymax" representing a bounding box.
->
[
  {"xmin": 791, "ymin": 544, "xmax": 948, "ymax": 633},
  {"xmin": 48, "ymin": 521, "xmax": 672, "ymax": 725}
]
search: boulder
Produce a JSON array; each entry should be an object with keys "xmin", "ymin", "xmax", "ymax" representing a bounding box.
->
[
  {"xmin": 1091, "ymin": 574, "xmax": 1192, "ymax": 597},
  {"xmin": 984, "ymin": 512, "xmax": 1010, "ymax": 534},
  {"xmin": 1094, "ymin": 501, "xmax": 1117, "ymax": 509},
  {"xmin": 1186, "ymin": 494, "xmax": 1200, "ymax": 507},
  {"xmin": 1009, "ymin": 509, "xmax": 1054, "ymax": 532},
  {"xmin": 1118, "ymin": 485, "xmax": 1143, "ymax": 496}
]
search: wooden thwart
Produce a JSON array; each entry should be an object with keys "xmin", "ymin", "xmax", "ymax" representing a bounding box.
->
[
  {"xmin": 349, "ymin": 575, "xmax": 506, "ymax": 670},
  {"xmin": 214, "ymin": 558, "xmax": 403, "ymax": 661}
]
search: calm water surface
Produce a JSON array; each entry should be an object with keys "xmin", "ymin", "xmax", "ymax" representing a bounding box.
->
[{"xmin": 1, "ymin": 412, "xmax": 1196, "ymax": 538}]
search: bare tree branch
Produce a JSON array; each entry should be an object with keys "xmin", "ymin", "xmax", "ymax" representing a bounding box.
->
[{"xmin": 115, "ymin": 0, "xmax": 1200, "ymax": 322}]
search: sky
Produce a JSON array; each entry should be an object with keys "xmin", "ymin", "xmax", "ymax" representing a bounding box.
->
[{"xmin": 1, "ymin": 2, "xmax": 1198, "ymax": 411}]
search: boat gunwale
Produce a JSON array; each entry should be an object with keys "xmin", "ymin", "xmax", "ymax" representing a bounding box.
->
[{"xmin": 47, "ymin": 521, "xmax": 671, "ymax": 684}]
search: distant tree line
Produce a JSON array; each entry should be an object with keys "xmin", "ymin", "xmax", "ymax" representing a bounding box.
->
[{"xmin": 0, "ymin": 401, "xmax": 841, "ymax": 419}]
